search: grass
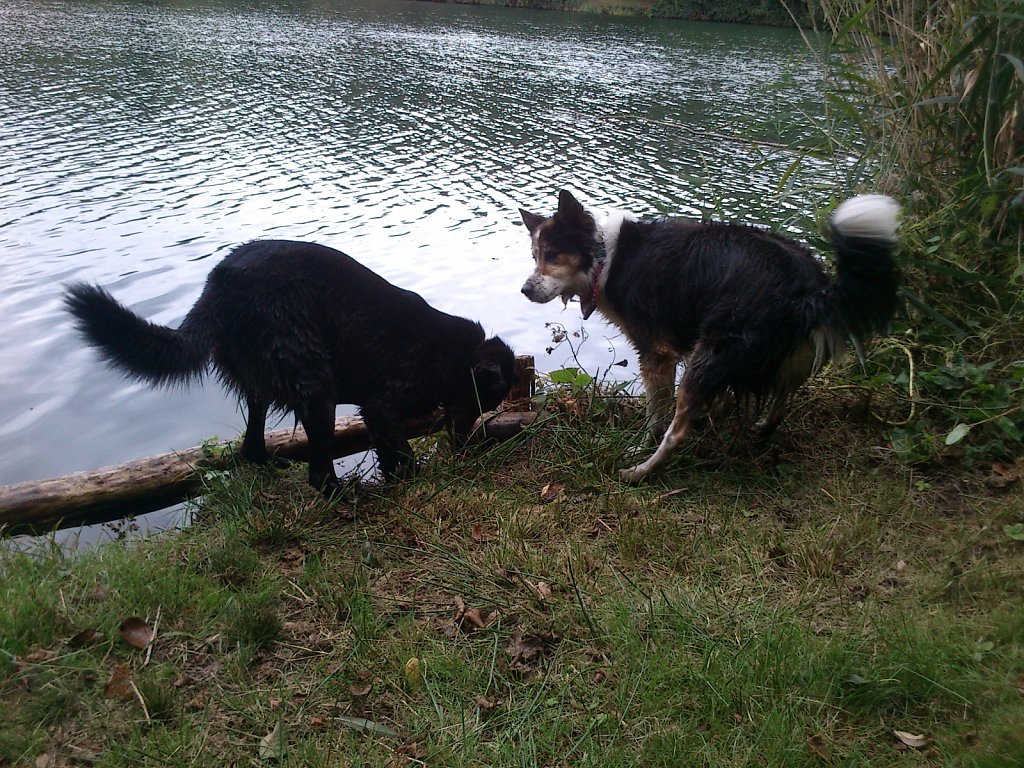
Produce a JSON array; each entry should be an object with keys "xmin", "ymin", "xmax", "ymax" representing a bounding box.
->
[{"xmin": 2, "ymin": 379, "xmax": 1023, "ymax": 767}]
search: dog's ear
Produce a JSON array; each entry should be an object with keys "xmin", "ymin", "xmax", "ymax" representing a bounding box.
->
[
  {"xmin": 519, "ymin": 208, "xmax": 546, "ymax": 234},
  {"xmin": 557, "ymin": 189, "xmax": 587, "ymax": 222}
]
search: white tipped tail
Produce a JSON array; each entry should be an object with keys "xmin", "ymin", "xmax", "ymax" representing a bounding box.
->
[{"xmin": 831, "ymin": 194, "xmax": 900, "ymax": 242}]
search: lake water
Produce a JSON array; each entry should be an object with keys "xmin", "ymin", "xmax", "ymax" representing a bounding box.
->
[{"xmin": 0, "ymin": 0, "xmax": 849, "ymax": 538}]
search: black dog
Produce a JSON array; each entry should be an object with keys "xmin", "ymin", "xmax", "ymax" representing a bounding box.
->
[
  {"xmin": 66, "ymin": 240, "xmax": 516, "ymax": 495},
  {"xmin": 519, "ymin": 190, "xmax": 899, "ymax": 483}
]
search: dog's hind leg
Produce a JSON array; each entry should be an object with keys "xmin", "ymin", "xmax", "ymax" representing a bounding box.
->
[
  {"xmin": 639, "ymin": 352, "xmax": 677, "ymax": 448},
  {"xmin": 754, "ymin": 342, "xmax": 816, "ymax": 438},
  {"xmin": 619, "ymin": 380, "xmax": 700, "ymax": 484},
  {"xmin": 240, "ymin": 395, "xmax": 289, "ymax": 467}
]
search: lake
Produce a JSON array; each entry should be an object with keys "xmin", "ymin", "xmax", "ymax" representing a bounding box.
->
[{"xmin": 0, "ymin": 0, "xmax": 847, "ymax": 538}]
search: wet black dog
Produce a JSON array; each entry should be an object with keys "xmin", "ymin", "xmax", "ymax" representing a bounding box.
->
[
  {"xmin": 66, "ymin": 240, "xmax": 516, "ymax": 496},
  {"xmin": 519, "ymin": 190, "xmax": 899, "ymax": 483}
]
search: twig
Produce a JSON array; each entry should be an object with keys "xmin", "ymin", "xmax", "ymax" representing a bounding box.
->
[
  {"xmin": 129, "ymin": 679, "xmax": 151, "ymax": 722},
  {"xmin": 143, "ymin": 605, "xmax": 161, "ymax": 667}
]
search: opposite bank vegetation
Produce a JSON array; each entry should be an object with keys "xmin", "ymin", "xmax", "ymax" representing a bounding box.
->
[
  {"xmin": 415, "ymin": 0, "xmax": 812, "ymax": 27},
  {"xmin": 3, "ymin": 1, "xmax": 1023, "ymax": 766}
]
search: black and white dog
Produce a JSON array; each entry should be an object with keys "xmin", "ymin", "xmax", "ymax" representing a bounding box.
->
[
  {"xmin": 66, "ymin": 240, "xmax": 516, "ymax": 496},
  {"xmin": 519, "ymin": 190, "xmax": 900, "ymax": 483}
]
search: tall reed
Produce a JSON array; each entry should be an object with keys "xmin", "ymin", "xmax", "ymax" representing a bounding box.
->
[{"xmin": 814, "ymin": 0, "xmax": 1022, "ymax": 283}]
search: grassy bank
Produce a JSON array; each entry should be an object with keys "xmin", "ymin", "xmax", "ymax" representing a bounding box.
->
[{"xmin": 3, "ymin": 381, "xmax": 1023, "ymax": 766}]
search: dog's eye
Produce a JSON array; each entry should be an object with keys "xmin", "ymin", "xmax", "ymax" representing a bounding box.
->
[{"xmin": 541, "ymin": 249, "xmax": 559, "ymax": 264}]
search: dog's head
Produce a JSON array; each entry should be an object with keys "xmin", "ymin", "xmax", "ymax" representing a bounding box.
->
[
  {"xmin": 446, "ymin": 335, "xmax": 517, "ymax": 439},
  {"xmin": 470, "ymin": 336, "xmax": 517, "ymax": 412},
  {"xmin": 519, "ymin": 189, "xmax": 601, "ymax": 319}
]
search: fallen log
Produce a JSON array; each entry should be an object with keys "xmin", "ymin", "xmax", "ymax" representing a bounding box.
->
[{"xmin": 0, "ymin": 409, "xmax": 538, "ymax": 536}]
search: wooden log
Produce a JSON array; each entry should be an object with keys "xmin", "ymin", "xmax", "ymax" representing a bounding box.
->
[{"xmin": 0, "ymin": 409, "xmax": 537, "ymax": 536}]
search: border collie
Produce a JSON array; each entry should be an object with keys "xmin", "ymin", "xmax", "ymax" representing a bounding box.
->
[
  {"xmin": 66, "ymin": 240, "xmax": 516, "ymax": 496},
  {"xmin": 519, "ymin": 190, "xmax": 899, "ymax": 483}
]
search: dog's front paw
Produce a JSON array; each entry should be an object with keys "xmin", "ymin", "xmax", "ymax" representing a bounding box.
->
[{"xmin": 618, "ymin": 463, "xmax": 652, "ymax": 484}]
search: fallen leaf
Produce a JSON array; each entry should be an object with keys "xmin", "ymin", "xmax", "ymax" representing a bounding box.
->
[
  {"xmin": 454, "ymin": 597, "xmax": 488, "ymax": 631},
  {"xmin": 535, "ymin": 581, "xmax": 553, "ymax": 600},
  {"xmin": 349, "ymin": 681, "xmax": 372, "ymax": 697},
  {"xmin": 259, "ymin": 720, "xmax": 286, "ymax": 762},
  {"xmin": 893, "ymin": 730, "xmax": 929, "ymax": 749},
  {"xmin": 474, "ymin": 695, "xmax": 500, "ymax": 710},
  {"xmin": 539, "ymin": 483, "xmax": 565, "ymax": 503},
  {"xmin": 807, "ymin": 734, "xmax": 830, "ymax": 759},
  {"xmin": 506, "ymin": 630, "xmax": 558, "ymax": 673},
  {"xmin": 103, "ymin": 663, "xmax": 134, "ymax": 699},
  {"xmin": 989, "ymin": 463, "xmax": 1019, "ymax": 488},
  {"xmin": 471, "ymin": 524, "xmax": 495, "ymax": 543},
  {"xmin": 118, "ymin": 617, "xmax": 154, "ymax": 650},
  {"xmin": 22, "ymin": 649, "xmax": 57, "ymax": 664}
]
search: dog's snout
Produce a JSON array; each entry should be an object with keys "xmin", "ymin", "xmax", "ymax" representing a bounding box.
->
[{"xmin": 521, "ymin": 284, "xmax": 531, "ymax": 297}]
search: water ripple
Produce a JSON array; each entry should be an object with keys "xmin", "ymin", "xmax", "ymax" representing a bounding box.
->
[{"xmin": 0, "ymin": 0, "xmax": 845, "ymax": 493}]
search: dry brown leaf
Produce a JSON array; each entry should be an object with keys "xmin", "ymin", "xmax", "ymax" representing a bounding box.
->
[
  {"xmin": 539, "ymin": 483, "xmax": 565, "ymax": 503},
  {"xmin": 453, "ymin": 596, "xmax": 487, "ymax": 631},
  {"xmin": 535, "ymin": 581, "xmax": 553, "ymax": 600},
  {"xmin": 506, "ymin": 630, "xmax": 558, "ymax": 673},
  {"xmin": 807, "ymin": 734, "xmax": 830, "ymax": 759},
  {"xmin": 470, "ymin": 524, "xmax": 495, "ymax": 543},
  {"xmin": 349, "ymin": 682, "xmax": 372, "ymax": 697},
  {"xmin": 103, "ymin": 663, "xmax": 134, "ymax": 699},
  {"xmin": 893, "ymin": 730, "xmax": 929, "ymax": 749},
  {"xmin": 474, "ymin": 695, "xmax": 500, "ymax": 713},
  {"xmin": 988, "ymin": 462, "xmax": 1020, "ymax": 489},
  {"xmin": 118, "ymin": 617, "xmax": 154, "ymax": 649},
  {"xmin": 23, "ymin": 648, "xmax": 57, "ymax": 664}
]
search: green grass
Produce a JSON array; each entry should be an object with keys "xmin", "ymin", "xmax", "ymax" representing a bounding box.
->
[{"xmin": 2, "ymin": 380, "xmax": 1023, "ymax": 767}]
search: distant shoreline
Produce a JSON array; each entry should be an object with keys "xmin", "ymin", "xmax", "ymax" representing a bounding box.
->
[{"xmin": 405, "ymin": 0, "xmax": 808, "ymax": 27}]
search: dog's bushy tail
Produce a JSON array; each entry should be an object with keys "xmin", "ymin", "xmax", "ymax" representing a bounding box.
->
[
  {"xmin": 65, "ymin": 283, "xmax": 215, "ymax": 387},
  {"xmin": 816, "ymin": 194, "xmax": 900, "ymax": 363}
]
